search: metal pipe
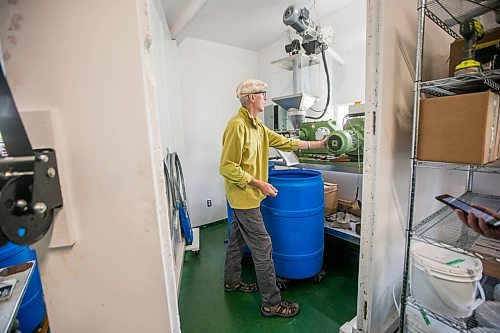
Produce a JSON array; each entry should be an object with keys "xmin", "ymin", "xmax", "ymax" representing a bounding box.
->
[
  {"xmin": 292, "ymin": 57, "xmax": 301, "ymax": 94},
  {"xmin": 0, "ymin": 156, "xmax": 35, "ymax": 164}
]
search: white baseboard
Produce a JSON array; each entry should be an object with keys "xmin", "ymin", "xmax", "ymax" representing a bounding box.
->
[
  {"xmin": 347, "ymin": 313, "xmax": 399, "ymax": 333},
  {"xmin": 340, "ymin": 316, "xmax": 357, "ymax": 333}
]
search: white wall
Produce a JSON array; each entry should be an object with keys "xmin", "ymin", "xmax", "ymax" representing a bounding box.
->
[
  {"xmin": 0, "ymin": 0, "xmax": 178, "ymax": 331},
  {"xmin": 148, "ymin": 0, "xmax": 186, "ymax": 292},
  {"xmin": 177, "ymin": 37, "xmax": 258, "ymax": 227},
  {"xmin": 323, "ymin": 0, "xmax": 367, "ymax": 106}
]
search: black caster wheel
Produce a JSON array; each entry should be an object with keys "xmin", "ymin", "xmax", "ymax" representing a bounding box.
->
[
  {"xmin": 193, "ymin": 250, "xmax": 200, "ymax": 255},
  {"xmin": 313, "ymin": 270, "xmax": 326, "ymax": 283}
]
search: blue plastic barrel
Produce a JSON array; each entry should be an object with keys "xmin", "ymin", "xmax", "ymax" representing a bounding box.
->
[
  {"xmin": 0, "ymin": 243, "xmax": 47, "ymax": 333},
  {"xmin": 261, "ymin": 169, "xmax": 324, "ymax": 279}
]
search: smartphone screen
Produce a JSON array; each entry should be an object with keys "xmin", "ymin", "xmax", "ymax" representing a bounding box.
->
[{"xmin": 436, "ymin": 195, "xmax": 499, "ymax": 227}]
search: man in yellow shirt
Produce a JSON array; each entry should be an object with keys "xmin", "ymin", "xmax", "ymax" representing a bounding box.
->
[{"xmin": 220, "ymin": 79, "xmax": 327, "ymax": 318}]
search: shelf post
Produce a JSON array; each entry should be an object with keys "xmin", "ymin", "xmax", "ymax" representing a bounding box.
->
[
  {"xmin": 399, "ymin": 0, "xmax": 426, "ymax": 331},
  {"xmin": 466, "ymin": 165, "xmax": 475, "ymax": 192}
]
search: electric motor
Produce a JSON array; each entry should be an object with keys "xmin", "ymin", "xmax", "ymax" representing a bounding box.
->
[{"xmin": 327, "ymin": 130, "xmax": 360, "ymax": 155}]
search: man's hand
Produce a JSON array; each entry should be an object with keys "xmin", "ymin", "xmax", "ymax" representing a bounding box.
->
[
  {"xmin": 249, "ymin": 178, "xmax": 278, "ymax": 197},
  {"xmin": 320, "ymin": 136, "xmax": 328, "ymax": 148},
  {"xmin": 455, "ymin": 204, "xmax": 500, "ymax": 240},
  {"xmin": 298, "ymin": 138, "xmax": 328, "ymax": 150}
]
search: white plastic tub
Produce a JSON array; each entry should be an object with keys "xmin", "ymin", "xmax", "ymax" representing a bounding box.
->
[{"xmin": 410, "ymin": 242, "xmax": 484, "ymax": 318}]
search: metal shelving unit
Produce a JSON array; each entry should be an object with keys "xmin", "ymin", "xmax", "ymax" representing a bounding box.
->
[
  {"xmin": 420, "ymin": 69, "xmax": 500, "ymax": 96},
  {"xmin": 406, "ymin": 297, "xmax": 469, "ymax": 332},
  {"xmin": 273, "ymin": 160, "xmax": 363, "ymax": 174},
  {"xmin": 417, "ymin": 160, "xmax": 500, "ymax": 174},
  {"xmin": 400, "ymin": 0, "xmax": 500, "ymax": 331},
  {"xmin": 324, "ymin": 224, "xmax": 360, "ymax": 246},
  {"xmin": 413, "ymin": 192, "xmax": 500, "ymax": 261}
]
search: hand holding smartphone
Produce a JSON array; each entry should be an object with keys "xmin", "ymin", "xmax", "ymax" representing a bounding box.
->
[{"xmin": 435, "ymin": 194, "xmax": 500, "ymax": 228}]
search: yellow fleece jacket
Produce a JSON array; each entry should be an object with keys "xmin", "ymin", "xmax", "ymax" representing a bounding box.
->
[{"xmin": 220, "ymin": 107, "xmax": 299, "ymax": 209}]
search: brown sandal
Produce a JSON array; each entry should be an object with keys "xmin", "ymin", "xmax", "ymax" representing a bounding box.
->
[
  {"xmin": 224, "ymin": 281, "xmax": 258, "ymax": 293},
  {"xmin": 261, "ymin": 300, "xmax": 300, "ymax": 318}
]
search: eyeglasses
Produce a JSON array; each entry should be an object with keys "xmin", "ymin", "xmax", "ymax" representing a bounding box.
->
[
  {"xmin": 241, "ymin": 90, "xmax": 267, "ymax": 99},
  {"xmin": 253, "ymin": 91, "xmax": 267, "ymax": 98}
]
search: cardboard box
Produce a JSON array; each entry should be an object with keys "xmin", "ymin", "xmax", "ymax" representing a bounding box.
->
[
  {"xmin": 418, "ymin": 91, "xmax": 500, "ymax": 164},
  {"xmin": 495, "ymin": 101, "xmax": 500, "ymax": 161},
  {"xmin": 324, "ymin": 183, "xmax": 338, "ymax": 216},
  {"xmin": 482, "ymin": 259, "xmax": 500, "ymax": 279},
  {"xmin": 449, "ymin": 26, "xmax": 500, "ymax": 76},
  {"xmin": 338, "ymin": 199, "xmax": 362, "ymax": 217}
]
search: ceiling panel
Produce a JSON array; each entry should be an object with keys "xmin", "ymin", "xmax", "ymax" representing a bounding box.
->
[{"xmin": 162, "ymin": 0, "xmax": 356, "ymax": 51}]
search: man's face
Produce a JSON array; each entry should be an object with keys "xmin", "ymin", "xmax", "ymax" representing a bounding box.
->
[{"xmin": 250, "ymin": 90, "xmax": 267, "ymax": 112}]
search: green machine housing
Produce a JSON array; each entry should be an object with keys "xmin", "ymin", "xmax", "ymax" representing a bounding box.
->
[
  {"xmin": 298, "ymin": 115, "xmax": 365, "ymax": 162},
  {"xmin": 299, "ymin": 120, "xmax": 336, "ymax": 155}
]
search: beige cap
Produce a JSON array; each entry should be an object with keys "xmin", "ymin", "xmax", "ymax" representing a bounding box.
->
[{"xmin": 236, "ymin": 79, "xmax": 268, "ymax": 99}]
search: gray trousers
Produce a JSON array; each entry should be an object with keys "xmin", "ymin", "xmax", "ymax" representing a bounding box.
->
[{"xmin": 224, "ymin": 207, "xmax": 281, "ymax": 306}]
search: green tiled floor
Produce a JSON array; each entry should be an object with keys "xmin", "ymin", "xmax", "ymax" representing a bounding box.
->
[{"xmin": 179, "ymin": 221, "xmax": 359, "ymax": 333}]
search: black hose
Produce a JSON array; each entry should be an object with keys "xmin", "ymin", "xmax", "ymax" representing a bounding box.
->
[{"xmin": 306, "ymin": 44, "xmax": 331, "ymax": 120}]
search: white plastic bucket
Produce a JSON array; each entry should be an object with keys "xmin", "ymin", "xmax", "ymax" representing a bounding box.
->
[{"xmin": 410, "ymin": 242, "xmax": 484, "ymax": 318}]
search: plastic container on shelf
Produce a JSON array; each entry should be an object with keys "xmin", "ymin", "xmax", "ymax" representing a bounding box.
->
[
  {"xmin": 494, "ymin": 283, "xmax": 500, "ymax": 302},
  {"xmin": 410, "ymin": 242, "xmax": 484, "ymax": 318},
  {"xmin": 475, "ymin": 301, "xmax": 500, "ymax": 329}
]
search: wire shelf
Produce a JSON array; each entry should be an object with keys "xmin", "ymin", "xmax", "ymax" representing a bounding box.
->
[
  {"xmin": 406, "ymin": 297, "xmax": 468, "ymax": 332},
  {"xmin": 416, "ymin": 160, "xmax": 500, "ymax": 174},
  {"xmin": 413, "ymin": 192, "xmax": 500, "ymax": 262},
  {"xmin": 420, "ymin": 69, "xmax": 500, "ymax": 96},
  {"xmin": 405, "ymin": 275, "xmax": 500, "ymax": 332},
  {"xmin": 425, "ymin": 0, "xmax": 500, "ymax": 38}
]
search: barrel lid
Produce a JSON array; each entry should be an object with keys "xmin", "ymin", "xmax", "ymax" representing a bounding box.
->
[
  {"xmin": 411, "ymin": 242, "xmax": 482, "ymax": 279},
  {"xmin": 268, "ymin": 169, "xmax": 321, "ymax": 179}
]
